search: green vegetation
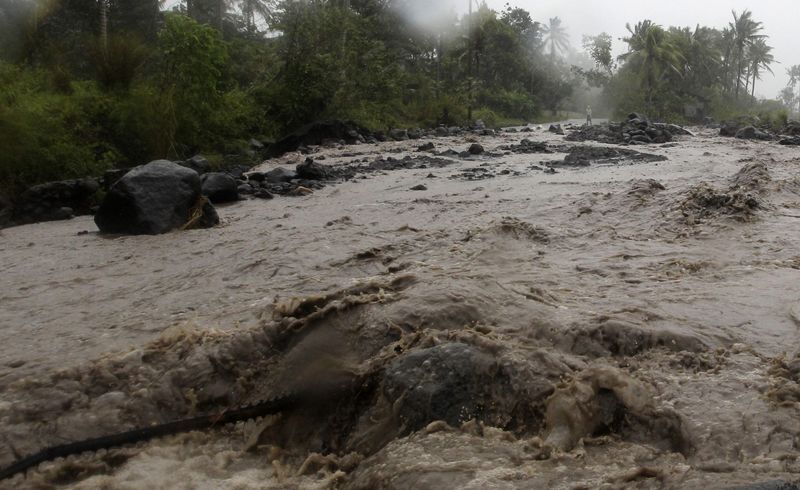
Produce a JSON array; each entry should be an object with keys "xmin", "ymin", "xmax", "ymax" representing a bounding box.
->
[{"xmin": 0, "ymin": 2, "xmax": 793, "ymax": 197}]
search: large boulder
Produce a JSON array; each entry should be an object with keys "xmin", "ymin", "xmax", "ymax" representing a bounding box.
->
[
  {"xmin": 201, "ymin": 172, "xmax": 239, "ymax": 203},
  {"xmin": 95, "ymin": 160, "xmax": 219, "ymax": 235},
  {"xmin": 296, "ymin": 158, "xmax": 331, "ymax": 180},
  {"xmin": 388, "ymin": 129, "xmax": 409, "ymax": 141}
]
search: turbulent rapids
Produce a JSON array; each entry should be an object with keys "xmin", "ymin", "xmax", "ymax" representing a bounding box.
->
[{"xmin": 2, "ymin": 125, "xmax": 800, "ymax": 489}]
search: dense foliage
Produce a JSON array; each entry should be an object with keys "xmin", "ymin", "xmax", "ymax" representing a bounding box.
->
[{"xmin": 0, "ymin": 1, "xmax": 792, "ymax": 197}]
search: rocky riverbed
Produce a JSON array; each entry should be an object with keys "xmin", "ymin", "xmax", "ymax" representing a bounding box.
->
[{"xmin": 1, "ymin": 123, "xmax": 800, "ymax": 489}]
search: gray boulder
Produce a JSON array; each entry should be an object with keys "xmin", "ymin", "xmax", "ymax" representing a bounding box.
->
[
  {"xmin": 201, "ymin": 172, "xmax": 239, "ymax": 203},
  {"xmin": 95, "ymin": 160, "xmax": 218, "ymax": 235},
  {"xmin": 735, "ymin": 126, "xmax": 772, "ymax": 141},
  {"xmin": 468, "ymin": 143, "xmax": 484, "ymax": 155},
  {"xmin": 548, "ymin": 124, "xmax": 565, "ymax": 135}
]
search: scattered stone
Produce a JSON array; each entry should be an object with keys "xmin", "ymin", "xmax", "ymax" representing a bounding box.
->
[
  {"xmin": 468, "ymin": 143, "xmax": 484, "ymax": 155},
  {"xmin": 557, "ymin": 146, "xmax": 667, "ymax": 167},
  {"xmin": 567, "ymin": 113, "xmax": 691, "ymax": 145},
  {"xmin": 95, "ymin": 160, "xmax": 218, "ymax": 235},
  {"xmin": 548, "ymin": 124, "xmax": 565, "ymax": 135},
  {"xmin": 417, "ymin": 142, "xmax": 436, "ymax": 152},
  {"xmin": 264, "ymin": 167, "xmax": 298, "ymax": 183},
  {"xmin": 201, "ymin": 173, "xmax": 239, "ymax": 204},
  {"xmin": 779, "ymin": 137, "xmax": 800, "ymax": 146},
  {"xmin": 296, "ymin": 158, "xmax": 331, "ymax": 181},
  {"xmin": 410, "ymin": 184, "xmax": 428, "ymax": 191},
  {"xmin": 502, "ymin": 139, "xmax": 552, "ymax": 154}
]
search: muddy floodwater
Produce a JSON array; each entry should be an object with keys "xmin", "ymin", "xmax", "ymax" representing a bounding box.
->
[{"xmin": 2, "ymin": 125, "xmax": 800, "ymax": 489}]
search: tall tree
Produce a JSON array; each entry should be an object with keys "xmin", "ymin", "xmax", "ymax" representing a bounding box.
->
[
  {"xmin": 542, "ymin": 16, "xmax": 569, "ymax": 61},
  {"xmin": 746, "ymin": 38, "xmax": 775, "ymax": 98},
  {"xmin": 728, "ymin": 9, "xmax": 764, "ymax": 99},
  {"xmin": 620, "ymin": 21, "xmax": 684, "ymax": 110}
]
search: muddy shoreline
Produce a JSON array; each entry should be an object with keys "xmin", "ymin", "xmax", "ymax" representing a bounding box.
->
[{"xmin": 1, "ymin": 125, "xmax": 800, "ymax": 489}]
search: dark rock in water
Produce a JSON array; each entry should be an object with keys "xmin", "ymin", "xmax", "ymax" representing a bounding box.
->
[
  {"xmin": 407, "ymin": 128, "xmax": 423, "ymax": 140},
  {"xmin": 95, "ymin": 160, "xmax": 218, "ymax": 235},
  {"xmin": 779, "ymin": 137, "xmax": 800, "ymax": 146},
  {"xmin": 382, "ymin": 343, "xmax": 509, "ymax": 431},
  {"xmin": 225, "ymin": 165, "xmax": 251, "ymax": 181},
  {"xmin": 417, "ymin": 142, "xmax": 436, "ymax": 152},
  {"xmin": 264, "ymin": 167, "xmax": 298, "ymax": 183},
  {"xmin": 181, "ymin": 155, "xmax": 211, "ymax": 175},
  {"xmin": 246, "ymin": 172, "xmax": 266, "ymax": 183},
  {"xmin": 388, "ymin": 129, "xmax": 409, "ymax": 141},
  {"xmin": 435, "ymin": 126, "xmax": 449, "ymax": 137},
  {"xmin": 296, "ymin": 158, "xmax": 331, "ymax": 181},
  {"xmin": 735, "ymin": 126, "xmax": 773, "ymax": 141},
  {"xmin": 468, "ymin": 143, "xmax": 484, "ymax": 155},
  {"xmin": 521, "ymin": 127, "xmax": 533, "ymax": 132},
  {"xmin": 238, "ymin": 184, "xmax": 254, "ymax": 195},
  {"xmin": 567, "ymin": 114, "xmax": 688, "ymax": 145},
  {"xmin": 266, "ymin": 120, "xmax": 371, "ymax": 157},
  {"xmin": 410, "ymin": 184, "xmax": 428, "ymax": 191},
  {"xmin": 11, "ymin": 178, "xmax": 100, "ymax": 226},
  {"xmin": 201, "ymin": 172, "xmax": 239, "ymax": 203},
  {"xmin": 549, "ymin": 124, "xmax": 565, "ymax": 135}
]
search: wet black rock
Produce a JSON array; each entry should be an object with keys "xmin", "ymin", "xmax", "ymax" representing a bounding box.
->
[
  {"xmin": 238, "ymin": 183, "xmax": 254, "ymax": 195},
  {"xmin": 296, "ymin": 158, "xmax": 331, "ymax": 180},
  {"xmin": 95, "ymin": 160, "xmax": 218, "ymax": 235},
  {"xmin": 781, "ymin": 121, "xmax": 800, "ymax": 136},
  {"xmin": 779, "ymin": 137, "xmax": 800, "ymax": 146},
  {"xmin": 549, "ymin": 124, "xmax": 565, "ymax": 135},
  {"xmin": 201, "ymin": 172, "xmax": 239, "ymax": 203},
  {"xmin": 181, "ymin": 155, "xmax": 211, "ymax": 175},
  {"xmin": 263, "ymin": 167, "xmax": 298, "ymax": 183},
  {"xmin": 410, "ymin": 184, "xmax": 427, "ymax": 191},
  {"xmin": 382, "ymin": 343, "xmax": 509, "ymax": 430},
  {"xmin": 417, "ymin": 142, "xmax": 436, "ymax": 152},
  {"xmin": 407, "ymin": 128, "xmax": 423, "ymax": 140},
  {"xmin": 735, "ymin": 126, "xmax": 773, "ymax": 141},
  {"xmin": 468, "ymin": 143, "xmax": 484, "ymax": 155}
]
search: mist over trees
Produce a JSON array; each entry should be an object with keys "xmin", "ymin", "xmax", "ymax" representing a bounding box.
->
[{"xmin": 0, "ymin": 1, "xmax": 793, "ymax": 197}]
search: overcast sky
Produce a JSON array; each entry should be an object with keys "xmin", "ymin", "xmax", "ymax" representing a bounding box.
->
[{"xmin": 473, "ymin": 0, "xmax": 795, "ymax": 98}]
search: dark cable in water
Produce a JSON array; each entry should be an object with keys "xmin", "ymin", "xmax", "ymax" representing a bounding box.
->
[{"xmin": 0, "ymin": 393, "xmax": 301, "ymax": 481}]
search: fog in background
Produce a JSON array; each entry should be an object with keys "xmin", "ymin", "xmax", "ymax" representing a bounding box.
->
[{"xmin": 470, "ymin": 0, "xmax": 795, "ymax": 99}]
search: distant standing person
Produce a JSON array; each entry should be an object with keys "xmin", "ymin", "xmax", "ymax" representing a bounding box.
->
[{"xmin": 586, "ymin": 105, "xmax": 593, "ymax": 126}]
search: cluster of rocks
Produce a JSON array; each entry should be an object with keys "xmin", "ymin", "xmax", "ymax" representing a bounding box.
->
[
  {"xmin": 566, "ymin": 113, "xmax": 693, "ymax": 145},
  {"xmin": 554, "ymin": 146, "xmax": 668, "ymax": 167},
  {"xmin": 2, "ymin": 178, "xmax": 101, "ymax": 227},
  {"xmin": 501, "ymin": 139, "xmax": 553, "ymax": 154}
]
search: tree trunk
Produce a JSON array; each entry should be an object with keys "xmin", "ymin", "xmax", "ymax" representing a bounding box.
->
[{"xmin": 99, "ymin": 0, "xmax": 108, "ymax": 57}]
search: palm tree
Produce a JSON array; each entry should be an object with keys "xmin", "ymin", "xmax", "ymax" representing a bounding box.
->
[
  {"xmin": 542, "ymin": 17, "xmax": 569, "ymax": 61},
  {"xmin": 620, "ymin": 22, "xmax": 684, "ymax": 111},
  {"xmin": 237, "ymin": 0, "xmax": 275, "ymax": 31},
  {"xmin": 747, "ymin": 38, "xmax": 775, "ymax": 98},
  {"xmin": 728, "ymin": 9, "xmax": 764, "ymax": 99}
]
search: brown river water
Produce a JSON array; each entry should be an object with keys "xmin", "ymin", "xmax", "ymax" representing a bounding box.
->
[{"xmin": 1, "ymin": 126, "xmax": 799, "ymax": 489}]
